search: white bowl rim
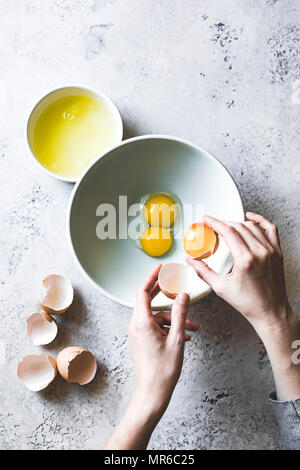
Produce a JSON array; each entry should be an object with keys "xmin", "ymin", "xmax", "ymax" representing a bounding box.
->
[
  {"xmin": 66, "ymin": 134, "xmax": 245, "ymax": 310},
  {"xmin": 25, "ymin": 85, "xmax": 123, "ymax": 183}
]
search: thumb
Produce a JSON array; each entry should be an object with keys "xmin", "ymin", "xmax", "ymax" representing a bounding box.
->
[
  {"xmin": 186, "ymin": 257, "xmax": 221, "ymax": 290},
  {"xmin": 169, "ymin": 293, "xmax": 190, "ymax": 342}
]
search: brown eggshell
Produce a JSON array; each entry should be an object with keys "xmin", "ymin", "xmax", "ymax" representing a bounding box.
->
[
  {"xmin": 17, "ymin": 354, "xmax": 57, "ymax": 392},
  {"xmin": 57, "ymin": 346, "xmax": 97, "ymax": 385},
  {"xmin": 184, "ymin": 222, "xmax": 219, "ymax": 260},
  {"xmin": 26, "ymin": 312, "xmax": 58, "ymax": 345},
  {"xmin": 160, "ymin": 286, "xmax": 177, "ymax": 300},
  {"xmin": 158, "ymin": 263, "xmax": 199, "ymax": 300},
  {"xmin": 39, "ymin": 274, "xmax": 74, "ymax": 315},
  {"xmin": 191, "ymin": 232, "xmax": 219, "ymax": 260}
]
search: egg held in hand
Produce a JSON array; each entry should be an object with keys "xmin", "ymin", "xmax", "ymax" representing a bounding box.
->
[
  {"xmin": 158, "ymin": 263, "xmax": 199, "ymax": 299},
  {"xmin": 184, "ymin": 222, "xmax": 219, "ymax": 259}
]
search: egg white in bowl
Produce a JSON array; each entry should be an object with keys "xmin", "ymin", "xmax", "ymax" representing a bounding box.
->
[{"xmin": 67, "ymin": 135, "xmax": 244, "ymax": 310}]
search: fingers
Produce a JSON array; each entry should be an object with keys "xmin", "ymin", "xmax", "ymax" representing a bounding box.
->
[
  {"xmin": 203, "ymin": 215, "xmax": 249, "ymax": 260},
  {"xmin": 224, "ymin": 220, "xmax": 272, "ymax": 250},
  {"xmin": 224, "ymin": 222, "xmax": 268, "ymax": 255},
  {"xmin": 159, "ymin": 326, "xmax": 168, "ymax": 337},
  {"xmin": 150, "ymin": 280, "xmax": 161, "ymax": 300},
  {"xmin": 186, "ymin": 256, "xmax": 222, "ymax": 293},
  {"xmin": 168, "ymin": 293, "xmax": 190, "ymax": 344},
  {"xmin": 246, "ymin": 212, "xmax": 281, "ymax": 251},
  {"xmin": 135, "ymin": 265, "xmax": 162, "ymax": 319},
  {"xmin": 154, "ymin": 311, "xmax": 199, "ymax": 331},
  {"xmin": 139, "ymin": 264, "xmax": 162, "ymax": 295},
  {"xmin": 243, "ymin": 221, "xmax": 273, "ymax": 249},
  {"xmin": 161, "ymin": 325, "xmax": 191, "ymax": 341}
]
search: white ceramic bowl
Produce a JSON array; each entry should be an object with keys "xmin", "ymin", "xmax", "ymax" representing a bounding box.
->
[
  {"xmin": 26, "ymin": 86, "xmax": 123, "ymax": 183},
  {"xmin": 67, "ymin": 135, "xmax": 244, "ymax": 310}
]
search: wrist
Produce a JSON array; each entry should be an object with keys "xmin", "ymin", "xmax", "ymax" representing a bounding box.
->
[
  {"xmin": 252, "ymin": 305, "xmax": 300, "ymax": 365},
  {"xmin": 133, "ymin": 386, "xmax": 171, "ymax": 420},
  {"xmin": 251, "ymin": 303, "xmax": 295, "ymax": 340},
  {"xmin": 251, "ymin": 305, "xmax": 300, "ymax": 402},
  {"xmin": 104, "ymin": 389, "xmax": 164, "ymax": 450}
]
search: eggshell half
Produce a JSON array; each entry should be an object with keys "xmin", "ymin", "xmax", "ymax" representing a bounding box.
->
[
  {"xmin": 39, "ymin": 274, "xmax": 73, "ymax": 315},
  {"xmin": 184, "ymin": 222, "xmax": 219, "ymax": 260},
  {"xmin": 57, "ymin": 346, "xmax": 97, "ymax": 385},
  {"xmin": 17, "ymin": 354, "xmax": 57, "ymax": 391},
  {"xmin": 26, "ymin": 312, "xmax": 58, "ymax": 345},
  {"xmin": 158, "ymin": 263, "xmax": 199, "ymax": 299}
]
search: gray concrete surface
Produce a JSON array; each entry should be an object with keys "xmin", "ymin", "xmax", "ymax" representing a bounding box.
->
[{"xmin": 0, "ymin": 0, "xmax": 300, "ymax": 450}]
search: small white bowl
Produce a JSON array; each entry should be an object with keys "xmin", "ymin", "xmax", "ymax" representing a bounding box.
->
[{"xmin": 26, "ymin": 86, "xmax": 123, "ymax": 183}]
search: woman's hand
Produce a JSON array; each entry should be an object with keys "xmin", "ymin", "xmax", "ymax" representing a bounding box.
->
[
  {"xmin": 104, "ymin": 265, "xmax": 198, "ymax": 449},
  {"xmin": 128, "ymin": 264, "xmax": 199, "ymax": 413},
  {"xmin": 187, "ymin": 211, "xmax": 300, "ymax": 401},
  {"xmin": 187, "ymin": 212, "xmax": 291, "ymax": 333}
]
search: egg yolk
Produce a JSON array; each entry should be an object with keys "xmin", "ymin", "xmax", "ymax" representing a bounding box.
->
[
  {"xmin": 140, "ymin": 227, "xmax": 173, "ymax": 257},
  {"xmin": 144, "ymin": 195, "xmax": 177, "ymax": 228}
]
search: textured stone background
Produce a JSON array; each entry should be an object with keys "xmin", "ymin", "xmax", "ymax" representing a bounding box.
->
[{"xmin": 0, "ymin": 0, "xmax": 300, "ymax": 450}]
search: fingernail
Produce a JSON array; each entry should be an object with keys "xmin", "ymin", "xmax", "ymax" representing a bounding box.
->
[{"xmin": 177, "ymin": 293, "xmax": 189, "ymax": 305}]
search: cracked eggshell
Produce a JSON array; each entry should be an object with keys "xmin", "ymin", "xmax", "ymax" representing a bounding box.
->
[
  {"xmin": 39, "ymin": 274, "xmax": 73, "ymax": 315},
  {"xmin": 184, "ymin": 222, "xmax": 219, "ymax": 260},
  {"xmin": 26, "ymin": 312, "xmax": 58, "ymax": 345},
  {"xmin": 57, "ymin": 346, "xmax": 97, "ymax": 385},
  {"xmin": 17, "ymin": 354, "xmax": 57, "ymax": 391},
  {"xmin": 158, "ymin": 263, "xmax": 199, "ymax": 299}
]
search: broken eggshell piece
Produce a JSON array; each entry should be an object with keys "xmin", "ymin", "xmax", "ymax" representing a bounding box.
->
[
  {"xmin": 158, "ymin": 262, "xmax": 199, "ymax": 300},
  {"xmin": 17, "ymin": 354, "xmax": 57, "ymax": 391},
  {"xmin": 184, "ymin": 222, "xmax": 219, "ymax": 260},
  {"xmin": 57, "ymin": 346, "xmax": 97, "ymax": 385},
  {"xmin": 39, "ymin": 274, "xmax": 73, "ymax": 315},
  {"xmin": 26, "ymin": 312, "xmax": 58, "ymax": 346}
]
